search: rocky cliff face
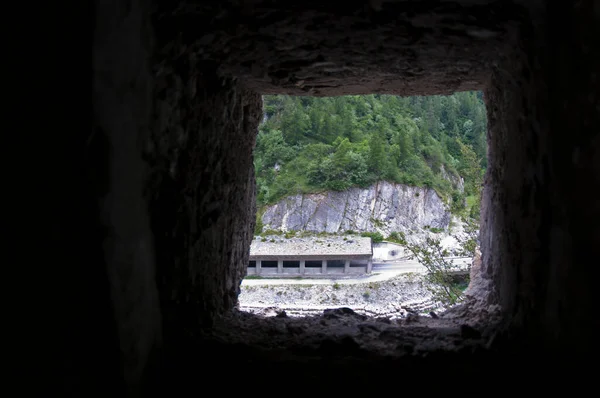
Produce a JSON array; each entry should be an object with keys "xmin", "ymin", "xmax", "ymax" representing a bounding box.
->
[
  {"xmin": 440, "ymin": 165, "xmax": 465, "ymax": 193},
  {"xmin": 261, "ymin": 181, "xmax": 451, "ymax": 236}
]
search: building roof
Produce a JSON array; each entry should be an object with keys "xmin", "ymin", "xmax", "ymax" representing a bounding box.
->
[{"xmin": 249, "ymin": 236, "xmax": 372, "ymax": 259}]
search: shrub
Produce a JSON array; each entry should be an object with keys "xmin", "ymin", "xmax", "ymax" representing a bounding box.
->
[
  {"xmin": 254, "ymin": 214, "xmax": 264, "ymax": 235},
  {"xmin": 387, "ymin": 231, "xmax": 407, "ymax": 244},
  {"xmin": 370, "ymin": 218, "xmax": 386, "ymax": 228},
  {"xmin": 360, "ymin": 231, "xmax": 384, "ymax": 243},
  {"xmin": 262, "ymin": 229, "xmax": 283, "ymax": 236}
]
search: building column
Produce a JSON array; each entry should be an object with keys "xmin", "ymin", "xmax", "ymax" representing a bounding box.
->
[
  {"xmin": 344, "ymin": 259, "xmax": 350, "ymax": 274},
  {"xmin": 321, "ymin": 259, "xmax": 327, "ymax": 274},
  {"xmin": 256, "ymin": 259, "xmax": 261, "ymax": 275},
  {"xmin": 367, "ymin": 259, "xmax": 372, "ymax": 274},
  {"xmin": 277, "ymin": 259, "xmax": 283, "ymax": 274},
  {"xmin": 300, "ymin": 260, "xmax": 305, "ymax": 275}
]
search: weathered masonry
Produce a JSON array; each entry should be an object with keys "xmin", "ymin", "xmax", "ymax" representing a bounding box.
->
[
  {"xmin": 41, "ymin": 0, "xmax": 599, "ymax": 396},
  {"xmin": 248, "ymin": 236, "xmax": 373, "ymax": 276}
]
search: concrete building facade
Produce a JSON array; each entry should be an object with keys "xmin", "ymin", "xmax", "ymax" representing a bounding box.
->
[{"xmin": 248, "ymin": 236, "xmax": 373, "ymax": 276}]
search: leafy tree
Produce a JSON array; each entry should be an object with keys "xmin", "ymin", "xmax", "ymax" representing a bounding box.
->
[
  {"xmin": 254, "ymin": 93, "xmax": 488, "ymax": 213},
  {"xmin": 402, "ymin": 217, "xmax": 479, "ymax": 307},
  {"xmin": 457, "ymin": 139, "xmax": 484, "ymax": 219}
]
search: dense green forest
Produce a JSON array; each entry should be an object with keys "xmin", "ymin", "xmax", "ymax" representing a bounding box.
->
[{"xmin": 254, "ymin": 92, "xmax": 487, "ymax": 218}]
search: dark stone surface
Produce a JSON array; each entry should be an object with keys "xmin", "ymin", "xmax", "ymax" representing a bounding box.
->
[
  {"xmin": 67, "ymin": 0, "xmax": 600, "ymax": 395},
  {"xmin": 480, "ymin": 1, "xmax": 600, "ymax": 353},
  {"xmin": 155, "ymin": 0, "xmax": 531, "ymax": 96},
  {"xmin": 145, "ymin": 60, "xmax": 261, "ymax": 333}
]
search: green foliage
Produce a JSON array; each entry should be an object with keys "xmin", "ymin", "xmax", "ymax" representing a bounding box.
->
[
  {"xmin": 261, "ymin": 229, "xmax": 283, "ymax": 236},
  {"xmin": 254, "ymin": 208, "xmax": 265, "ymax": 235},
  {"xmin": 255, "ymin": 93, "xmax": 487, "ymax": 220},
  {"xmin": 370, "ymin": 218, "xmax": 387, "ymax": 228},
  {"xmin": 387, "ymin": 231, "xmax": 407, "ymax": 245},
  {"xmin": 457, "ymin": 139, "xmax": 483, "ymax": 220},
  {"xmin": 254, "ymin": 217, "xmax": 263, "ymax": 235},
  {"xmin": 404, "ymin": 237, "xmax": 464, "ymax": 306},
  {"xmin": 402, "ymin": 217, "xmax": 479, "ymax": 307},
  {"xmin": 360, "ymin": 231, "xmax": 384, "ymax": 243},
  {"xmin": 333, "ymin": 283, "xmax": 340, "ymax": 290}
]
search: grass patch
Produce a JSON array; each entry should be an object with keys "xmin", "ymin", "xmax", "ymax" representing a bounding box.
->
[
  {"xmin": 284, "ymin": 230, "xmax": 297, "ymax": 239},
  {"xmin": 387, "ymin": 231, "xmax": 407, "ymax": 245},
  {"xmin": 261, "ymin": 229, "xmax": 284, "ymax": 236}
]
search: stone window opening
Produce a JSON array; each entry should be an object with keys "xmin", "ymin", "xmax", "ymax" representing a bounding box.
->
[
  {"xmin": 86, "ymin": 1, "xmax": 598, "ymax": 394},
  {"xmin": 241, "ymin": 91, "xmax": 487, "ymax": 322}
]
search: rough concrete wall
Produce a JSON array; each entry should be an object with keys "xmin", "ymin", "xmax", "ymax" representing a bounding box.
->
[
  {"xmin": 479, "ymin": 22, "xmax": 541, "ymax": 317},
  {"xmin": 160, "ymin": 0, "xmax": 527, "ymax": 96},
  {"xmin": 90, "ymin": 0, "xmax": 162, "ymax": 396},
  {"xmin": 538, "ymin": 2, "xmax": 599, "ymax": 352},
  {"xmin": 89, "ymin": 1, "xmax": 263, "ymax": 394},
  {"xmin": 481, "ymin": 2, "xmax": 599, "ymax": 353},
  {"xmin": 145, "ymin": 38, "xmax": 262, "ymax": 336},
  {"xmin": 83, "ymin": 1, "xmax": 598, "ymax": 395}
]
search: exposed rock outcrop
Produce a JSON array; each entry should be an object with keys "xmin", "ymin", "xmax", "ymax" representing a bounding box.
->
[
  {"xmin": 261, "ymin": 181, "xmax": 451, "ymax": 236},
  {"xmin": 440, "ymin": 165, "xmax": 465, "ymax": 193}
]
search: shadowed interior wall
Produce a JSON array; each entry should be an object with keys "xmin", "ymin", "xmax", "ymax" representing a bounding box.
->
[
  {"xmin": 540, "ymin": 1, "xmax": 599, "ymax": 353},
  {"xmin": 85, "ymin": 0, "xmax": 600, "ymax": 395},
  {"xmin": 92, "ymin": 0, "xmax": 161, "ymax": 396},
  {"xmin": 146, "ymin": 0, "xmax": 524, "ymax": 335},
  {"xmin": 145, "ymin": 63, "xmax": 262, "ymax": 334},
  {"xmin": 479, "ymin": 2, "xmax": 599, "ymax": 354},
  {"xmin": 480, "ymin": 11, "xmax": 550, "ymax": 339}
]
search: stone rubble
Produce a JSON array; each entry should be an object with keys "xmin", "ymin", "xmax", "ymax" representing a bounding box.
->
[{"xmin": 239, "ymin": 273, "xmax": 444, "ymax": 320}]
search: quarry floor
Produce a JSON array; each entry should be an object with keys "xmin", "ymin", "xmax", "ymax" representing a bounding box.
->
[{"xmin": 239, "ymin": 272, "xmax": 441, "ymax": 318}]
